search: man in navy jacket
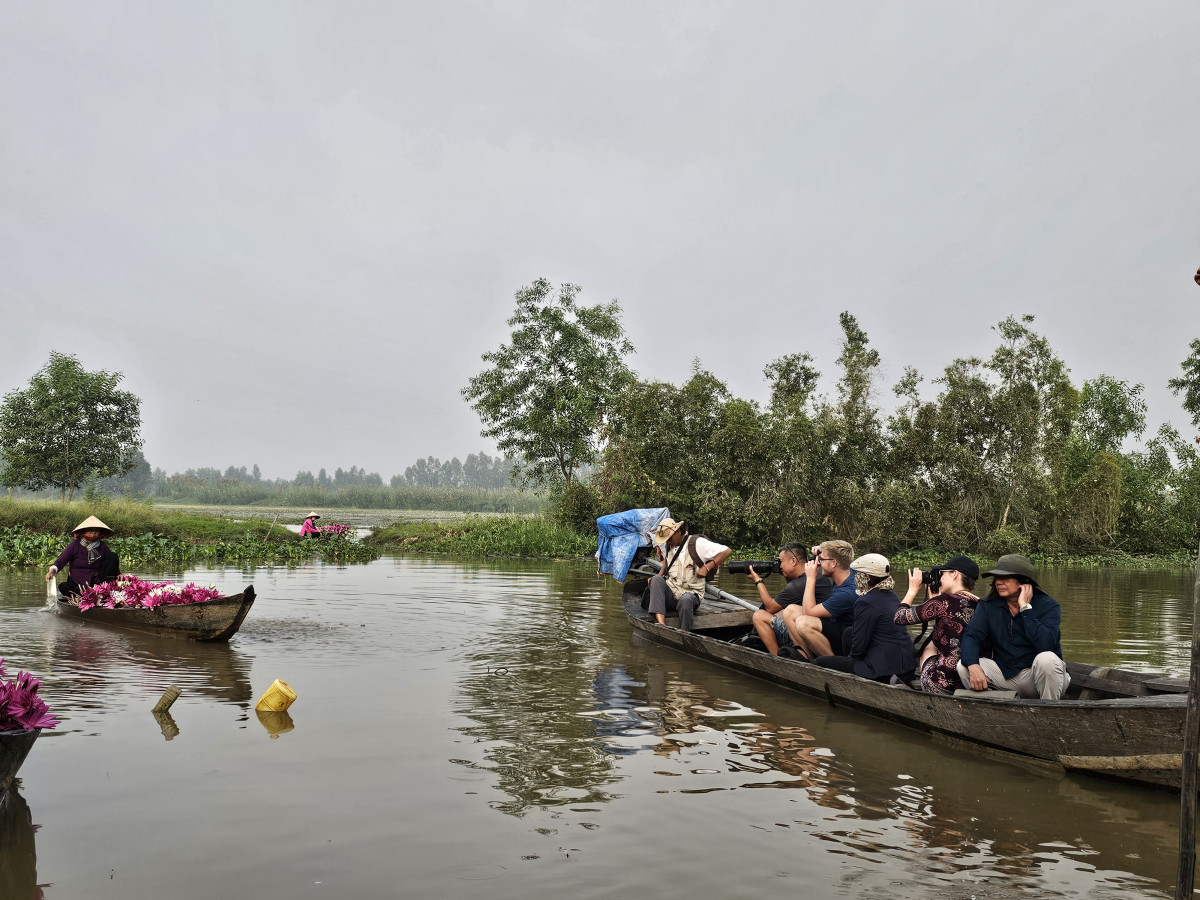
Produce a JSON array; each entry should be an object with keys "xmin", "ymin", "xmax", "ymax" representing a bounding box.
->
[{"xmin": 956, "ymin": 554, "xmax": 1069, "ymax": 699}]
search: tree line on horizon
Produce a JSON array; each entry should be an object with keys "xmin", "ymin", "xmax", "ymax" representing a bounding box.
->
[
  {"xmin": 0, "ymin": 353, "xmax": 533, "ymax": 513},
  {"xmin": 464, "ymin": 278, "xmax": 1200, "ymax": 556},
  {"xmin": 83, "ymin": 451, "xmax": 524, "ymax": 501}
]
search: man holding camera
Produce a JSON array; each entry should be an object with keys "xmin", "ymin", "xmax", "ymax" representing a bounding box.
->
[
  {"xmin": 645, "ymin": 518, "xmax": 731, "ymax": 632},
  {"xmin": 746, "ymin": 543, "xmax": 832, "ymax": 657},
  {"xmin": 956, "ymin": 554, "xmax": 1069, "ymax": 699},
  {"xmin": 780, "ymin": 540, "xmax": 857, "ymax": 659}
]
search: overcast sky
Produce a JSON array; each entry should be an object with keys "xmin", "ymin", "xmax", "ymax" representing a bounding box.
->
[{"xmin": 2, "ymin": 2, "xmax": 1198, "ymax": 481}]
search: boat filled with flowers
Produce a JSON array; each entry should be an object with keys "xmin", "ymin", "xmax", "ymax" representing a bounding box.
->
[{"xmin": 57, "ymin": 575, "xmax": 256, "ymax": 642}]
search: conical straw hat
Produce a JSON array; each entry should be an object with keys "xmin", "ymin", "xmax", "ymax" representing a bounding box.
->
[
  {"xmin": 72, "ymin": 516, "xmax": 113, "ymax": 537},
  {"xmin": 305, "ymin": 511, "xmax": 321, "ymax": 519}
]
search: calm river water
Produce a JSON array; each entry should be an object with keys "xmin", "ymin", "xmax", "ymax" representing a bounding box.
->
[{"xmin": 0, "ymin": 559, "xmax": 1196, "ymax": 899}]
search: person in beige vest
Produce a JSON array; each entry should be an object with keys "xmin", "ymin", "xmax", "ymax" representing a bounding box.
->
[{"xmin": 644, "ymin": 518, "xmax": 731, "ymax": 632}]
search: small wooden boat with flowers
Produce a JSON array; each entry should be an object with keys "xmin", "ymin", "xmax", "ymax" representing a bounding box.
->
[
  {"xmin": 0, "ymin": 730, "xmax": 39, "ymax": 792},
  {"xmin": 1, "ymin": 661, "xmax": 58, "ymax": 790},
  {"xmin": 55, "ymin": 575, "xmax": 256, "ymax": 642}
]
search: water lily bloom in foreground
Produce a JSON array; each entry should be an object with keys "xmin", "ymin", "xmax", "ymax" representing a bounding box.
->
[
  {"xmin": 0, "ymin": 658, "xmax": 60, "ymax": 731},
  {"xmin": 77, "ymin": 576, "xmax": 223, "ymax": 611}
]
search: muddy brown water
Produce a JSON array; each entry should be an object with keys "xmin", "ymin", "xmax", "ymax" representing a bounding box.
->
[{"xmin": 0, "ymin": 560, "xmax": 1195, "ymax": 898}]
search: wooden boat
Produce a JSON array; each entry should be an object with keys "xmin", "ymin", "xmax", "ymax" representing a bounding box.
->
[
  {"xmin": 620, "ymin": 572, "xmax": 1192, "ymax": 791},
  {"xmin": 55, "ymin": 586, "xmax": 256, "ymax": 642},
  {"xmin": 0, "ymin": 730, "xmax": 38, "ymax": 792}
]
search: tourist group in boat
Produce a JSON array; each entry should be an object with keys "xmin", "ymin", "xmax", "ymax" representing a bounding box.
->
[{"xmin": 644, "ymin": 516, "xmax": 1069, "ymax": 700}]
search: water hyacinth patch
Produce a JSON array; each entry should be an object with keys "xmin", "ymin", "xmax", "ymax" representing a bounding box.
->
[
  {"xmin": 0, "ymin": 658, "xmax": 60, "ymax": 731},
  {"xmin": 76, "ymin": 575, "xmax": 224, "ymax": 611}
]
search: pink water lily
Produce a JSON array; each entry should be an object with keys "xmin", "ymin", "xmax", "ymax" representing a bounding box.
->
[
  {"xmin": 0, "ymin": 658, "xmax": 60, "ymax": 731},
  {"xmin": 77, "ymin": 575, "xmax": 223, "ymax": 611}
]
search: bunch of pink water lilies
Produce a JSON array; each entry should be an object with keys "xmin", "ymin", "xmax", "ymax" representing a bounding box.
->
[
  {"xmin": 0, "ymin": 658, "xmax": 59, "ymax": 732},
  {"xmin": 320, "ymin": 523, "xmax": 350, "ymax": 535},
  {"xmin": 77, "ymin": 574, "xmax": 223, "ymax": 611}
]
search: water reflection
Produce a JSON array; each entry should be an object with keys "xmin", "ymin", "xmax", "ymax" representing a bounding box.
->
[
  {"xmin": 0, "ymin": 787, "xmax": 40, "ymax": 900},
  {"xmin": 33, "ymin": 619, "xmax": 254, "ymax": 721},
  {"xmin": 613, "ymin": 642, "xmax": 1180, "ymax": 895},
  {"xmin": 255, "ymin": 709, "xmax": 295, "ymax": 739},
  {"xmin": 452, "ymin": 564, "xmax": 620, "ymax": 816},
  {"xmin": 152, "ymin": 709, "xmax": 180, "ymax": 740}
]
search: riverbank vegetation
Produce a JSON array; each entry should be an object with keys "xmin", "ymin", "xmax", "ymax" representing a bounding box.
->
[
  {"xmin": 366, "ymin": 514, "xmax": 1193, "ymax": 569},
  {"xmin": 465, "ymin": 281, "xmax": 1200, "ymax": 562},
  {"xmin": 577, "ymin": 313, "xmax": 1200, "ymax": 557},
  {"xmin": 367, "ymin": 515, "xmax": 597, "ymax": 558},
  {"xmin": 0, "ymin": 498, "xmax": 379, "ymax": 566}
]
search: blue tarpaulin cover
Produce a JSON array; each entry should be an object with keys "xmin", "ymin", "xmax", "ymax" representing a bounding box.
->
[{"xmin": 595, "ymin": 507, "xmax": 669, "ymax": 584}]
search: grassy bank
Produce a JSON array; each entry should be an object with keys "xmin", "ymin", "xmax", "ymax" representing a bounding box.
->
[
  {"xmin": 0, "ymin": 498, "xmax": 378, "ymax": 566},
  {"xmin": 366, "ymin": 514, "xmax": 1197, "ymax": 570},
  {"xmin": 367, "ymin": 515, "xmax": 598, "ymax": 558},
  {"xmin": 0, "ymin": 497, "xmax": 284, "ymax": 542}
]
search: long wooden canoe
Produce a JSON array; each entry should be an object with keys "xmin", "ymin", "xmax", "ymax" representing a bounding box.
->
[
  {"xmin": 621, "ymin": 577, "xmax": 1192, "ymax": 791},
  {"xmin": 55, "ymin": 586, "xmax": 256, "ymax": 642},
  {"xmin": 0, "ymin": 730, "xmax": 38, "ymax": 792}
]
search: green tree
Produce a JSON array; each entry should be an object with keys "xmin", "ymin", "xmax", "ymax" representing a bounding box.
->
[
  {"xmin": 985, "ymin": 314, "xmax": 1077, "ymax": 538},
  {"xmin": 0, "ymin": 351, "xmax": 143, "ymax": 501},
  {"xmin": 1168, "ymin": 339, "xmax": 1200, "ymax": 430},
  {"xmin": 594, "ymin": 364, "xmax": 772, "ymax": 545},
  {"xmin": 810, "ymin": 312, "xmax": 886, "ymax": 545},
  {"xmin": 462, "ymin": 278, "xmax": 634, "ymax": 490}
]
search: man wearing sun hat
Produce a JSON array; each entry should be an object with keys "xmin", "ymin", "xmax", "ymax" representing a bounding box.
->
[
  {"xmin": 644, "ymin": 518, "xmax": 731, "ymax": 632},
  {"xmin": 956, "ymin": 554, "xmax": 1069, "ymax": 700},
  {"xmin": 45, "ymin": 515, "xmax": 121, "ymax": 598}
]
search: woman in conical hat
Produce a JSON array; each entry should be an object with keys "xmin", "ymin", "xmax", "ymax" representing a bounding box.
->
[
  {"xmin": 299, "ymin": 511, "xmax": 323, "ymax": 538},
  {"xmin": 46, "ymin": 515, "xmax": 120, "ymax": 599}
]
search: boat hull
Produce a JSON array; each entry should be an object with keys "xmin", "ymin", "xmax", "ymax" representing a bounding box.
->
[
  {"xmin": 56, "ymin": 587, "xmax": 256, "ymax": 642},
  {"xmin": 0, "ymin": 730, "xmax": 38, "ymax": 792},
  {"xmin": 622, "ymin": 592, "xmax": 1190, "ymax": 790}
]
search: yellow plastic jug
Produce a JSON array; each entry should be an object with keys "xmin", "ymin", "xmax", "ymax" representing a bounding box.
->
[{"xmin": 255, "ymin": 679, "xmax": 296, "ymax": 712}]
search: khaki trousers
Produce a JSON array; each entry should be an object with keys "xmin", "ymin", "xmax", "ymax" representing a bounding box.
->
[{"xmin": 956, "ymin": 652, "xmax": 1069, "ymax": 700}]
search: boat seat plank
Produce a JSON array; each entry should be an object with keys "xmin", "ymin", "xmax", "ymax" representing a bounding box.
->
[
  {"xmin": 1143, "ymin": 677, "xmax": 1190, "ymax": 694},
  {"xmin": 1068, "ymin": 671, "xmax": 1149, "ymax": 698}
]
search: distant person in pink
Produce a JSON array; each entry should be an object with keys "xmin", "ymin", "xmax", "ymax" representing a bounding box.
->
[{"xmin": 300, "ymin": 512, "xmax": 323, "ymax": 537}]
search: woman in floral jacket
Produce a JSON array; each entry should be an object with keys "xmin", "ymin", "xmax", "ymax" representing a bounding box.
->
[{"xmin": 894, "ymin": 556, "xmax": 980, "ymax": 695}]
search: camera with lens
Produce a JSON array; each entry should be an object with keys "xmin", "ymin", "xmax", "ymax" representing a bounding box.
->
[
  {"xmin": 727, "ymin": 558, "xmax": 783, "ymax": 577},
  {"xmin": 921, "ymin": 568, "xmax": 944, "ymax": 587}
]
